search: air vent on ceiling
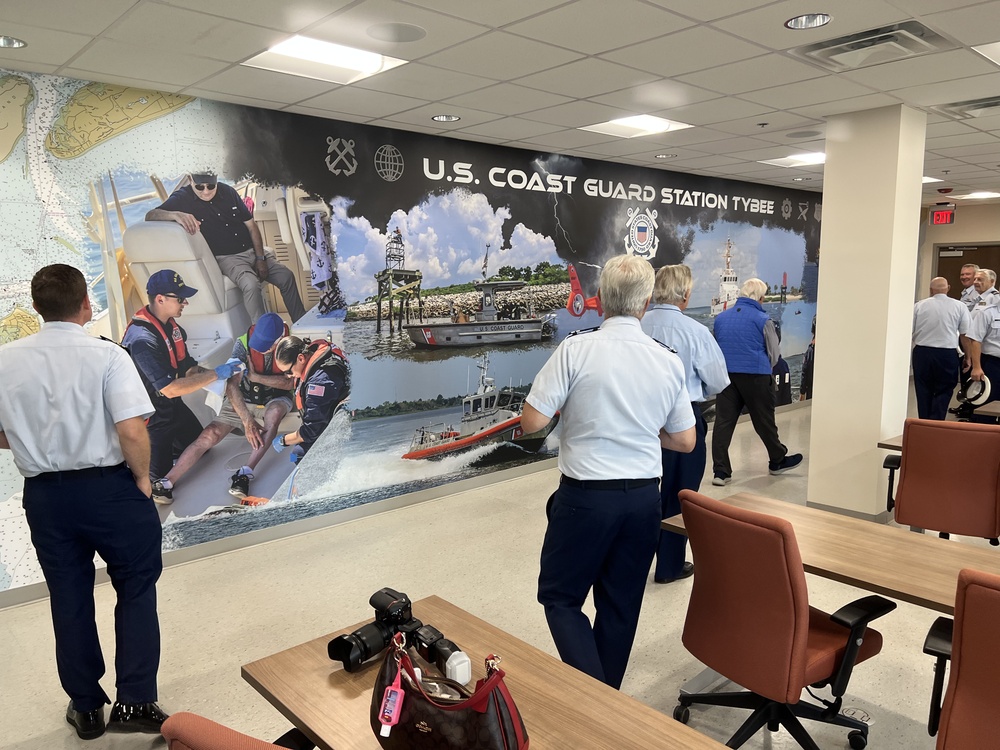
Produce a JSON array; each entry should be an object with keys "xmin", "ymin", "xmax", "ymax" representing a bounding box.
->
[
  {"xmin": 930, "ymin": 96, "xmax": 1000, "ymax": 120},
  {"xmin": 789, "ymin": 21, "xmax": 955, "ymax": 72}
]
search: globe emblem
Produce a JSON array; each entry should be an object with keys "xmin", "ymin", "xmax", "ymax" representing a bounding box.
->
[{"xmin": 374, "ymin": 144, "xmax": 404, "ymax": 182}]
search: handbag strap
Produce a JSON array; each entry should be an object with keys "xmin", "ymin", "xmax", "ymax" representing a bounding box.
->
[{"xmin": 399, "ymin": 651, "xmax": 505, "ymax": 714}]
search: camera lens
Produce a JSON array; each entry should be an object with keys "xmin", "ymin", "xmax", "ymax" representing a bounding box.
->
[{"xmin": 328, "ymin": 621, "xmax": 394, "ymax": 672}]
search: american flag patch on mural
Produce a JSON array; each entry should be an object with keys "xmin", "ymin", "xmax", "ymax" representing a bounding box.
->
[{"xmin": 307, "ymin": 384, "xmax": 326, "ymax": 397}]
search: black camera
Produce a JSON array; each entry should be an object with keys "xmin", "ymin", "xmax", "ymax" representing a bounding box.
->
[{"xmin": 328, "ymin": 588, "xmax": 421, "ymax": 672}]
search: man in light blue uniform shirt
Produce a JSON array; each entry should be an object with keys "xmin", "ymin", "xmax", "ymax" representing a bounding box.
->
[
  {"xmin": 522, "ymin": 254, "xmax": 696, "ymax": 689},
  {"xmin": 641, "ymin": 265, "xmax": 729, "ymax": 584},
  {"xmin": 971, "ymin": 269, "xmax": 1000, "ymax": 318},
  {"xmin": 959, "ymin": 263, "xmax": 980, "ymax": 311},
  {"xmin": 912, "ymin": 276, "xmax": 970, "ymax": 420}
]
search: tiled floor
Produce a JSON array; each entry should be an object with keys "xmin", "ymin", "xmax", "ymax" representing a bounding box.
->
[{"xmin": 0, "ymin": 403, "xmax": 955, "ymax": 749}]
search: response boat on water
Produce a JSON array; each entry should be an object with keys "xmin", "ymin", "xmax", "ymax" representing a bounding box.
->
[
  {"xmin": 710, "ymin": 238, "xmax": 739, "ymax": 316},
  {"xmin": 405, "ymin": 279, "xmax": 556, "ymax": 348},
  {"xmin": 402, "ymin": 355, "xmax": 558, "ymax": 460}
]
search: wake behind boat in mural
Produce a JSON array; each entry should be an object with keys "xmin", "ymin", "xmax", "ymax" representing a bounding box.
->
[
  {"xmin": 402, "ymin": 354, "xmax": 558, "ymax": 460},
  {"xmin": 710, "ymin": 238, "xmax": 739, "ymax": 316},
  {"xmin": 405, "ymin": 279, "xmax": 556, "ymax": 348}
]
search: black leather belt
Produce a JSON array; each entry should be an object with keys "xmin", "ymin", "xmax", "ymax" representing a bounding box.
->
[
  {"xmin": 560, "ymin": 475, "xmax": 658, "ymax": 491},
  {"xmin": 31, "ymin": 462, "xmax": 126, "ymax": 481}
]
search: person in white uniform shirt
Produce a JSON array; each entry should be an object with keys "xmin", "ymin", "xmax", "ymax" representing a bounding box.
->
[
  {"xmin": 959, "ymin": 263, "xmax": 980, "ymax": 311},
  {"xmin": 964, "ymin": 294, "xmax": 1000, "ymax": 422},
  {"xmin": 521, "ymin": 254, "xmax": 696, "ymax": 690},
  {"xmin": 971, "ymin": 269, "xmax": 1000, "ymax": 316},
  {"xmin": 641, "ymin": 264, "xmax": 729, "ymax": 584},
  {"xmin": 0, "ymin": 265, "xmax": 170, "ymax": 739},
  {"xmin": 912, "ymin": 276, "xmax": 971, "ymax": 420}
]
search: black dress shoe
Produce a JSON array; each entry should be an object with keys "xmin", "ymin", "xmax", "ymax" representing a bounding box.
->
[
  {"xmin": 66, "ymin": 701, "xmax": 106, "ymax": 740},
  {"xmin": 655, "ymin": 562, "xmax": 694, "ymax": 584},
  {"xmin": 106, "ymin": 701, "xmax": 170, "ymax": 734}
]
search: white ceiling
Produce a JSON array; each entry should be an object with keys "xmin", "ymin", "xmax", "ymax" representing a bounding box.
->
[{"xmin": 3, "ymin": 0, "xmax": 1000, "ymax": 202}]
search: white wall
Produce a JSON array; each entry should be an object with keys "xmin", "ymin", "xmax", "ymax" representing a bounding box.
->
[{"xmin": 917, "ymin": 203, "xmax": 1000, "ymax": 291}]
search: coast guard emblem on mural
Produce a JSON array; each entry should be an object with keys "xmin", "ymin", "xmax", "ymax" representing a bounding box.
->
[
  {"xmin": 623, "ymin": 207, "xmax": 659, "ymax": 259},
  {"xmin": 326, "ymin": 137, "xmax": 357, "ymax": 176}
]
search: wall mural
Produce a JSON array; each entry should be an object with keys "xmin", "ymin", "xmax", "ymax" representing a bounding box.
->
[{"xmin": 0, "ymin": 69, "xmax": 820, "ymax": 593}]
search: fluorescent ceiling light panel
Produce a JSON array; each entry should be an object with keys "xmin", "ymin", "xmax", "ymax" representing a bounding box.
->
[
  {"xmin": 922, "ymin": 176, "xmax": 943, "ymax": 183},
  {"xmin": 972, "ymin": 41, "xmax": 1000, "ymax": 66},
  {"xmin": 580, "ymin": 115, "xmax": 693, "ymax": 138},
  {"xmin": 242, "ymin": 36, "xmax": 407, "ymax": 85},
  {"xmin": 959, "ymin": 191, "xmax": 1000, "ymax": 199},
  {"xmin": 757, "ymin": 152, "xmax": 826, "ymax": 168}
]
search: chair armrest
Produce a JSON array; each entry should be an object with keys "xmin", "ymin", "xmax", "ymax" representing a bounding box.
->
[
  {"xmin": 882, "ymin": 454, "xmax": 901, "ymax": 512},
  {"xmin": 922, "ymin": 616, "xmax": 954, "ymax": 737},
  {"xmin": 828, "ymin": 595, "xmax": 897, "ymax": 699}
]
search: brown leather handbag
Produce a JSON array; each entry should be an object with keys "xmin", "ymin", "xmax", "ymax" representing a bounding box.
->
[{"xmin": 370, "ymin": 634, "xmax": 529, "ymax": 749}]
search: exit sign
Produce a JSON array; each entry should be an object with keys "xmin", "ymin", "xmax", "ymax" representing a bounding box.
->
[{"xmin": 930, "ymin": 206, "xmax": 956, "ymax": 225}]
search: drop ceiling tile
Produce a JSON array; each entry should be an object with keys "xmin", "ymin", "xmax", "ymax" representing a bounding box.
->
[
  {"xmin": 104, "ymin": 4, "xmax": 287, "ymax": 63},
  {"xmin": 513, "ymin": 58, "xmax": 660, "ymax": 99},
  {"xmin": 575, "ymin": 137, "xmax": 685, "ymax": 158},
  {"xmin": 450, "ymin": 116, "xmax": 564, "ymax": 141},
  {"xmin": 374, "ymin": 103, "xmax": 500, "ymax": 130},
  {"xmin": 932, "ymin": 140, "xmax": 1000, "ymax": 158},
  {"xmin": 506, "ymin": 0, "xmax": 692, "ymax": 55},
  {"xmin": 68, "ymin": 41, "xmax": 231, "ymax": 88},
  {"xmin": 366, "ymin": 118, "xmax": 448, "ymax": 135},
  {"xmin": 727, "ymin": 145, "xmax": 813, "ymax": 161},
  {"xmin": 788, "ymin": 93, "xmax": 904, "ymax": 119},
  {"xmin": 891, "ymin": 72, "xmax": 1000, "ymax": 106},
  {"xmin": 295, "ymin": 86, "xmax": 427, "ymax": 119},
  {"xmin": 689, "ymin": 136, "xmax": 780, "ymax": 155},
  {"xmin": 922, "ymin": 3, "xmax": 1000, "ymax": 46},
  {"xmin": 667, "ymin": 154, "xmax": 745, "ymax": 169},
  {"xmin": 159, "ymin": 0, "xmax": 347, "ymax": 32},
  {"xmin": 351, "ymin": 62, "xmax": 496, "ymax": 101},
  {"xmin": 641, "ymin": 126, "xmax": 741, "ymax": 147},
  {"xmin": 401, "ymin": 0, "xmax": 568, "ymax": 27},
  {"xmin": 0, "ymin": 62, "xmax": 58, "ymax": 76},
  {"xmin": 442, "ymin": 83, "xmax": 573, "ymax": 116},
  {"xmin": 0, "ymin": 0, "xmax": 136, "ymax": 36},
  {"xmin": 0, "ymin": 24, "xmax": 91, "ymax": 67},
  {"xmin": 591, "ymin": 79, "xmax": 720, "ymax": 112},
  {"xmin": 614, "ymin": 146, "xmax": 713, "ymax": 162},
  {"xmin": 189, "ymin": 66, "xmax": 335, "ymax": 104},
  {"xmin": 713, "ymin": 0, "xmax": 911, "ymax": 51},
  {"xmin": 705, "ymin": 161, "xmax": 788, "ymax": 174},
  {"xmin": 643, "ymin": 0, "xmax": 775, "ymax": 23},
  {"xmin": 55, "ymin": 69, "xmax": 186, "ymax": 94},
  {"xmin": 307, "ymin": 0, "xmax": 489, "ymax": 59},
  {"xmin": 281, "ymin": 105, "xmax": 373, "ymax": 124},
  {"xmin": 520, "ymin": 99, "xmax": 631, "ymax": 129},
  {"xmin": 926, "ymin": 132, "xmax": 1000, "ymax": 149},
  {"xmin": 601, "ymin": 26, "xmax": 768, "ymax": 78},
  {"xmin": 710, "ymin": 111, "xmax": 822, "ymax": 136},
  {"xmin": 886, "ymin": 0, "xmax": 992, "ymax": 16},
  {"xmin": 186, "ymin": 88, "xmax": 286, "ymax": 109},
  {"xmin": 676, "ymin": 54, "xmax": 825, "ymax": 96},
  {"xmin": 665, "ymin": 97, "xmax": 774, "ymax": 126},
  {"xmin": 741, "ymin": 75, "xmax": 877, "ymax": 109},
  {"xmin": 420, "ymin": 31, "xmax": 581, "ymax": 81},
  {"xmin": 445, "ymin": 131, "xmax": 508, "ymax": 145},
  {"xmin": 925, "ymin": 121, "xmax": 981, "ymax": 138},
  {"xmin": 842, "ymin": 50, "xmax": 998, "ymax": 91},
  {"xmin": 519, "ymin": 129, "xmax": 620, "ymax": 150}
]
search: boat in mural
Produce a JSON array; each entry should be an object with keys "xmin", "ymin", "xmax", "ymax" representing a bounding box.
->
[
  {"xmin": 405, "ymin": 279, "xmax": 556, "ymax": 348},
  {"xmin": 402, "ymin": 354, "xmax": 558, "ymax": 460},
  {"xmin": 710, "ymin": 238, "xmax": 739, "ymax": 316}
]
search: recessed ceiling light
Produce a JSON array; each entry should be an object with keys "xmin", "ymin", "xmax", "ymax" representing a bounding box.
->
[
  {"xmin": 0, "ymin": 36, "xmax": 26, "ymax": 49},
  {"xmin": 655, "ymin": 153, "xmax": 677, "ymax": 159},
  {"xmin": 792, "ymin": 177, "xmax": 812, "ymax": 182},
  {"xmin": 785, "ymin": 14, "xmax": 832, "ymax": 30},
  {"xmin": 432, "ymin": 114, "xmax": 460, "ymax": 122},
  {"xmin": 758, "ymin": 152, "xmax": 826, "ymax": 168},
  {"xmin": 922, "ymin": 176, "xmax": 943, "ymax": 183},
  {"xmin": 972, "ymin": 41, "xmax": 1000, "ymax": 66},
  {"xmin": 959, "ymin": 191, "xmax": 1000, "ymax": 200},
  {"xmin": 580, "ymin": 114, "xmax": 693, "ymax": 139},
  {"xmin": 242, "ymin": 36, "xmax": 406, "ymax": 85},
  {"xmin": 367, "ymin": 23, "xmax": 427, "ymax": 43}
]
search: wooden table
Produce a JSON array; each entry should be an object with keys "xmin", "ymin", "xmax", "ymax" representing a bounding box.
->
[
  {"xmin": 877, "ymin": 434, "xmax": 902, "ymax": 451},
  {"xmin": 663, "ymin": 493, "xmax": 1000, "ymax": 615},
  {"xmin": 975, "ymin": 401, "xmax": 1000, "ymax": 418},
  {"xmin": 243, "ymin": 595, "xmax": 725, "ymax": 750}
]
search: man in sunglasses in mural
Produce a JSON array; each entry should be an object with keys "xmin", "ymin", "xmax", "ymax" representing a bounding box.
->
[{"xmin": 145, "ymin": 172, "xmax": 307, "ymax": 323}]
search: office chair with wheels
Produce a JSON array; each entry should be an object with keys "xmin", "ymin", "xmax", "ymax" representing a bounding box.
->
[
  {"xmin": 673, "ymin": 490, "xmax": 896, "ymax": 750},
  {"xmin": 923, "ymin": 568, "xmax": 1000, "ymax": 749},
  {"xmin": 161, "ymin": 712, "xmax": 315, "ymax": 750},
  {"xmin": 892, "ymin": 419, "xmax": 1000, "ymax": 545}
]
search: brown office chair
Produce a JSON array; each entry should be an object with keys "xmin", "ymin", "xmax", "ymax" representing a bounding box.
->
[
  {"xmin": 673, "ymin": 491, "xmax": 896, "ymax": 750},
  {"xmin": 161, "ymin": 712, "xmax": 314, "ymax": 750},
  {"xmin": 923, "ymin": 568, "xmax": 1000, "ymax": 749},
  {"xmin": 892, "ymin": 418, "xmax": 1000, "ymax": 544}
]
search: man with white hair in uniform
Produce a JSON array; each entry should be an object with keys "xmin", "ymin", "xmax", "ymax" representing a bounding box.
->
[
  {"xmin": 971, "ymin": 269, "xmax": 1000, "ymax": 317},
  {"xmin": 964, "ymin": 294, "xmax": 1000, "ymax": 422},
  {"xmin": 912, "ymin": 277, "xmax": 970, "ymax": 420},
  {"xmin": 521, "ymin": 254, "xmax": 696, "ymax": 690},
  {"xmin": 959, "ymin": 263, "xmax": 980, "ymax": 310},
  {"xmin": 641, "ymin": 264, "xmax": 729, "ymax": 584}
]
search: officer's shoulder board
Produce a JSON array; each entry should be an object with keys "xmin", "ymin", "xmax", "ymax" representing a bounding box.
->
[
  {"xmin": 652, "ymin": 338, "xmax": 678, "ymax": 354},
  {"xmin": 99, "ymin": 335, "xmax": 129, "ymax": 352},
  {"xmin": 565, "ymin": 326, "xmax": 600, "ymax": 338}
]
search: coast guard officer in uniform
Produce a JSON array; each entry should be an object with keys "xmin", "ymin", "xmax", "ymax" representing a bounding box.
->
[
  {"xmin": 964, "ymin": 292, "xmax": 1000, "ymax": 421},
  {"xmin": 912, "ymin": 277, "xmax": 970, "ymax": 420},
  {"xmin": 0, "ymin": 265, "xmax": 169, "ymax": 739},
  {"xmin": 521, "ymin": 254, "xmax": 696, "ymax": 689},
  {"xmin": 971, "ymin": 269, "xmax": 1000, "ymax": 317},
  {"xmin": 641, "ymin": 264, "xmax": 729, "ymax": 584},
  {"xmin": 959, "ymin": 263, "xmax": 980, "ymax": 310}
]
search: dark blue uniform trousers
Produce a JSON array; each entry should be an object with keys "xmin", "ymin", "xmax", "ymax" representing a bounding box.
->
[
  {"xmin": 23, "ymin": 464, "xmax": 162, "ymax": 711},
  {"xmin": 537, "ymin": 479, "xmax": 659, "ymax": 689},
  {"xmin": 656, "ymin": 406, "xmax": 706, "ymax": 581},
  {"xmin": 972, "ymin": 353, "xmax": 1000, "ymax": 424},
  {"xmin": 912, "ymin": 345, "xmax": 959, "ymax": 420}
]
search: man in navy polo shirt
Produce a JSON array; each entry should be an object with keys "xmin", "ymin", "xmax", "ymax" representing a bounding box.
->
[{"xmin": 145, "ymin": 172, "xmax": 306, "ymax": 323}]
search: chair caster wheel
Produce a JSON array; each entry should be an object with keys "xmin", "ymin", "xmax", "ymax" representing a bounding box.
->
[
  {"xmin": 673, "ymin": 705, "xmax": 690, "ymax": 724},
  {"xmin": 990, "ymin": 538, "xmax": 999, "ymax": 546},
  {"xmin": 848, "ymin": 730, "xmax": 867, "ymax": 749}
]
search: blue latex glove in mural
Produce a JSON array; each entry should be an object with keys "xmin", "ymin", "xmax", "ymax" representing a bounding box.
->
[
  {"xmin": 272, "ymin": 436, "xmax": 286, "ymax": 453},
  {"xmin": 289, "ymin": 445, "xmax": 305, "ymax": 464},
  {"xmin": 214, "ymin": 361, "xmax": 240, "ymax": 380}
]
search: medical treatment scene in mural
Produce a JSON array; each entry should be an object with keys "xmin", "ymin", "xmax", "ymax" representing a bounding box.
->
[{"xmin": 0, "ymin": 70, "xmax": 820, "ymax": 592}]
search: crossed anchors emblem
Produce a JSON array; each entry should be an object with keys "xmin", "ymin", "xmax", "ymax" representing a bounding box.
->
[{"xmin": 325, "ymin": 137, "xmax": 357, "ymax": 176}]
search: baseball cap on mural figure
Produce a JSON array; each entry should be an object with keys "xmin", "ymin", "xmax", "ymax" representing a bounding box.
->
[
  {"xmin": 248, "ymin": 312, "xmax": 286, "ymax": 352},
  {"xmin": 146, "ymin": 270, "xmax": 198, "ymax": 298}
]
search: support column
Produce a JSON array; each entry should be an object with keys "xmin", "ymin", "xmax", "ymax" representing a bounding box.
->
[{"xmin": 807, "ymin": 105, "xmax": 926, "ymax": 518}]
